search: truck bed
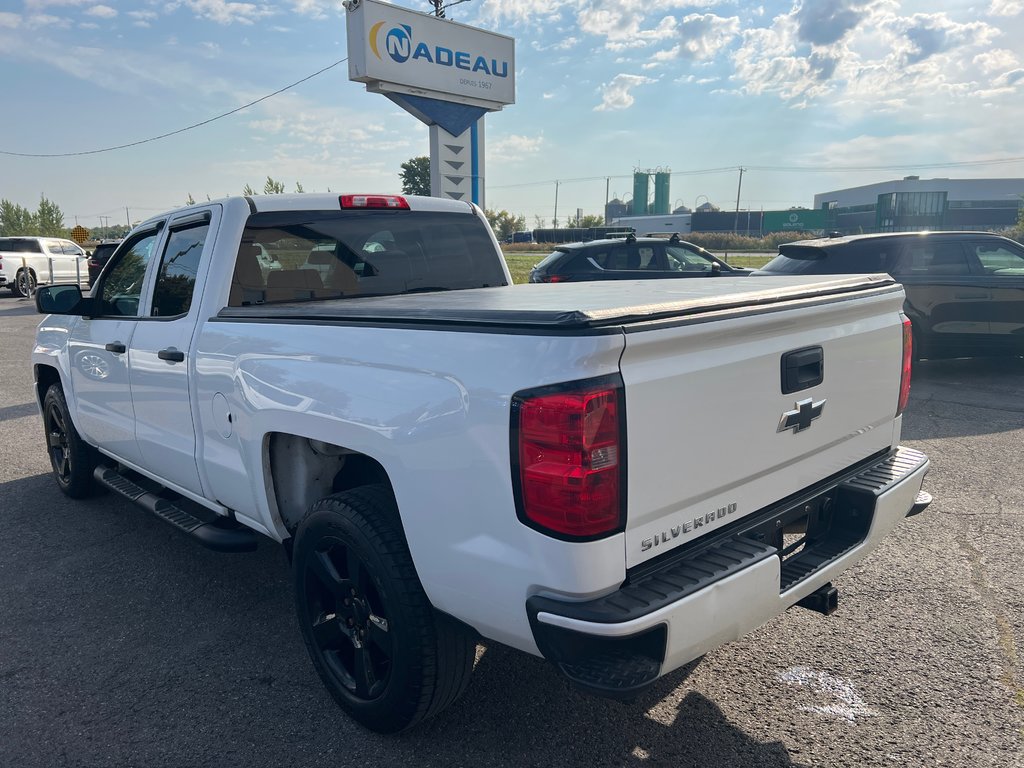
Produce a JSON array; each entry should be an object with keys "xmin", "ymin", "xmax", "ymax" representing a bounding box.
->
[{"xmin": 216, "ymin": 274, "xmax": 898, "ymax": 331}]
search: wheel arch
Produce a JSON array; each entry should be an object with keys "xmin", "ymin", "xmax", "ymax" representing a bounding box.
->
[
  {"xmin": 34, "ymin": 363, "xmax": 63, "ymax": 410},
  {"xmin": 265, "ymin": 431, "xmax": 396, "ymax": 537}
]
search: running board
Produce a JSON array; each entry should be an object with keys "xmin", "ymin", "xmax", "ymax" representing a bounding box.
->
[{"xmin": 94, "ymin": 466, "xmax": 259, "ymax": 552}]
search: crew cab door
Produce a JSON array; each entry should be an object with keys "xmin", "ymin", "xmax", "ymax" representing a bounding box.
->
[
  {"xmin": 128, "ymin": 208, "xmax": 216, "ymax": 497},
  {"xmin": 66, "ymin": 227, "xmax": 163, "ymax": 464}
]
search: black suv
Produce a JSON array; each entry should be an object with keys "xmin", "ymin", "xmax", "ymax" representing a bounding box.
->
[
  {"xmin": 755, "ymin": 231, "xmax": 1024, "ymax": 360},
  {"xmin": 87, "ymin": 241, "xmax": 121, "ymax": 286},
  {"xmin": 528, "ymin": 233, "xmax": 750, "ymax": 283}
]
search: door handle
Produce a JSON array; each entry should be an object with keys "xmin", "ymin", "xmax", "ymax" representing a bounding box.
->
[
  {"xmin": 104, "ymin": 342, "xmax": 126, "ymax": 354},
  {"xmin": 157, "ymin": 348, "xmax": 185, "ymax": 363}
]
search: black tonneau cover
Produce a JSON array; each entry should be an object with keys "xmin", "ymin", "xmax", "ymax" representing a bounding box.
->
[{"xmin": 215, "ymin": 274, "xmax": 898, "ymax": 331}]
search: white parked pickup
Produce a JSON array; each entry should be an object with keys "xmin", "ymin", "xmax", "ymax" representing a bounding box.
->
[
  {"xmin": 31, "ymin": 193, "xmax": 930, "ymax": 733},
  {"xmin": 1, "ymin": 236, "xmax": 87, "ymax": 297}
]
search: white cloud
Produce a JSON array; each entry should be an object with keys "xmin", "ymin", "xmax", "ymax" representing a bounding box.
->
[
  {"xmin": 79, "ymin": 20, "xmax": 99, "ymax": 28},
  {"xmin": 0, "ymin": 12, "xmax": 20, "ymax": 27},
  {"xmin": 85, "ymin": 5, "xmax": 117, "ymax": 18},
  {"xmin": 974, "ymin": 49, "xmax": 1019, "ymax": 73},
  {"xmin": 289, "ymin": 0, "xmax": 330, "ymax": 19},
  {"xmin": 675, "ymin": 13, "xmax": 740, "ymax": 60},
  {"xmin": 127, "ymin": 10, "xmax": 158, "ymax": 20},
  {"xmin": 26, "ymin": 13, "xmax": 72, "ymax": 28},
  {"xmin": 594, "ymin": 73, "xmax": 655, "ymax": 111},
  {"xmin": 167, "ymin": 0, "xmax": 274, "ymax": 25},
  {"xmin": 988, "ymin": 0, "xmax": 1023, "ymax": 16},
  {"xmin": 489, "ymin": 133, "xmax": 544, "ymax": 161}
]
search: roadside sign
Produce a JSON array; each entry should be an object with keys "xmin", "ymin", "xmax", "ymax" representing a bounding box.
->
[{"xmin": 70, "ymin": 225, "xmax": 90, "ymax": 244}]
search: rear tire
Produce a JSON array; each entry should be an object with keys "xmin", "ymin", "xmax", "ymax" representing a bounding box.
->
[
  {"xmin": 14, "ymin": 268, "xmax": 36, "ymax": 298},
  {"xmin": 292, "ymin": 485, "xmax": 476, "ymax": 733},
  {"xmin": 42, "ymin": 384, "xmax": 99, "ymax": 498}
]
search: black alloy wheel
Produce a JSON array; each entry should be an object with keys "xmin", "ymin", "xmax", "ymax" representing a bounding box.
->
[
  {"xmin": 42, "ymin": 384, "xmax": 98, "ymax": 498},
  {"xmin": 304, "ymin": 533, "xmax": 395, "ymax": 701},
  {"xmin": 292, "ymin": 485, "xmax": 476, "ymax": 733}
]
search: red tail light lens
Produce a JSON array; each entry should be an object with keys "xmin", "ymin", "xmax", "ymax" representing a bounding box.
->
[
  {"xmin": 897, "ymin": 315, "xmax": 913, "ymax": 415},
  {"xmin": 541, "ymin": 274, "xmax": 569, "ymax": 283},
  {"xmin": 339, "ymin": 194, "xmax": 410, "ymax": 210},
  {"xmin": 512, "ymin": 376, "xmax": 625, "ymax": 539}
]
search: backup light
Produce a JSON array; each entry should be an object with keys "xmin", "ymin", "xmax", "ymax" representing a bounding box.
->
[{"xmin": 339, "ymin": 194, "xmax": 410, "ymax": 210}]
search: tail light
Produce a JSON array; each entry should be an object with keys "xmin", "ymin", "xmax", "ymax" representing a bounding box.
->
[
  {"xmin": 339, "ymin": 194, "xmax": 409, "ymax": 210},
  {"xmin": 897, "ymin": 315, "xmax": 913, "ymax": 416},
  {"xmin": 511, "ymin": 375, "xmax": 625, "ymax": 540},
  {"xmin": 540, "ymin": 274, "xmax": 570, "ymax": 283}
]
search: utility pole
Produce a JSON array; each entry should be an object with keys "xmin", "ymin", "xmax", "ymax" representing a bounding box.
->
[
  {"xmin": 429, "ymin": 0, "xmax": 444, "ymax": 17},
  {"xmin": 605, "ymin": 177, "xmax": 610, "ymax": 224},
  {"xmin": 733, "ymin": 167, "xmax": 745, "ymax": 233},
  {"xmin": 125, "ymin": 207, "xmax": 131, "ymax": 228},
  {"xmin": 553, "ymin": 180, "xmax": 559, "ymax": 229}
]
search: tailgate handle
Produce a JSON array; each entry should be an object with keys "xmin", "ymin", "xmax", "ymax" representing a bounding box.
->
[{"xmin": 781, "ymin": 346, "xmax": 823, "ymax": 394}]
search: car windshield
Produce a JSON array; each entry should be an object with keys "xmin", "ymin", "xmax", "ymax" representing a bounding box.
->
[{"xmin": 229, "ymin": 209, "xmax": 507, "ymax": 306}]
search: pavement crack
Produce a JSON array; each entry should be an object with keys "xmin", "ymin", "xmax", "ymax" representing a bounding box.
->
[{"xmin": 958, "ymin": 518, "xmax": 1021, "ymax": 704}]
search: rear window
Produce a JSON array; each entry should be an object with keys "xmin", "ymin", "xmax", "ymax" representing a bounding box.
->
[
  {"xmin": 763, "ymin": 242, "xmax": 893, "ymax": 275},
  {"xmin": 228, "ymin": 209, "xmax": 507, "ymax": 306},
  {"xmin": 0, "ymin": 238, "xmax": 42, "ymax": 253}
]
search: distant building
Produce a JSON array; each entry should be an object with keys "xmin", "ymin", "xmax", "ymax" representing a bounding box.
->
[
  {"xmin": 605, "ymin": 197, "xmax": 629, "ymax": 222},
  {"xmin": 814, "ymin": 177, "xmax": 1024, "ymax": 234}
]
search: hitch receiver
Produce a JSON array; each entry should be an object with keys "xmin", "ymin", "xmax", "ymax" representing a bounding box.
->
[{"xmin": 796, "ymin": 582, "xmax": 839, "ymax": 616}]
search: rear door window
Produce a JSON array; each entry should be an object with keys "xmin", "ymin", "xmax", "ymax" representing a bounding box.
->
[{"xmin": 895, "ymin": 242, "xmax": 971, "ymax": 276}]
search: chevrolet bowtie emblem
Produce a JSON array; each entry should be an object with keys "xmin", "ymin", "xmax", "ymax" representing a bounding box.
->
[{"xmin": 778, "ymin": 398, "xmax": 826, "ymax": 433}]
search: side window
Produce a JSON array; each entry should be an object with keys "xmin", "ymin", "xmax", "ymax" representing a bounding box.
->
[
  {"xmin": 898, "ymin": 242, "xmax": 970, "ymax": 276},
  {"xmin": 970, "ymin": 241, "xmax": 1024, "ymax": 275},
  {"xmin": 842, "ymin": 244, "xmax": 889, "ymax": 273},
  {"xmin": 666, "ymin": 245, "xmax": 712, "ymax": 272},
  {"xmin": 151, "ymin": 223, "xmax": 209, "ymax": 317},
  {"xmin": 100, "ymin": 232, "xmax": 159, "ymax": 317}
]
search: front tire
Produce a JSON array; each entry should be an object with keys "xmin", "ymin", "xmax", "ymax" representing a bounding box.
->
[
  {"xmin": 42, "ymin": 384, "xmax": 99, "ymax": 498},
  {"xmin": 292, "ymin": 486, "xmax": 476, "ymax": 733}
]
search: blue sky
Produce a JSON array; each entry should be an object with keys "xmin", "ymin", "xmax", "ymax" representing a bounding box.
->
[{"xmin": 1, "ymin": 0, "xmax": 1023, "ymax": 228}]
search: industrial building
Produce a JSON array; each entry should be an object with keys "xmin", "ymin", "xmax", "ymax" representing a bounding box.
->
[{"xmin": 815, "ymin": 177, "xmax": 1024, "ymax": 234}]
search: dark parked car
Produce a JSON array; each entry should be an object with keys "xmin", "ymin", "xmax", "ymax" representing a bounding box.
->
[
  {"xmin": 87, "ymin": 241, "xmax": 122, "ymax": 286},
  {"xmin": 528, "ymin": 233, "xmax": 751, "ymax": 283},
  {"xmin": 755, "ymin": 231, "xmax": 1024, "ymax": 360}
]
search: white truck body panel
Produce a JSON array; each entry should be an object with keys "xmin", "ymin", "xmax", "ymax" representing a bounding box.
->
[{"xmin": 30, "ymin": 193, "xmax": 929, "ymax": 706}]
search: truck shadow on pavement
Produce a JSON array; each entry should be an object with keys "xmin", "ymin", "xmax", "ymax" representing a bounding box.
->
[{"xmin": 0, "ymin": 472, "xmax": 807, "ymax": 768}]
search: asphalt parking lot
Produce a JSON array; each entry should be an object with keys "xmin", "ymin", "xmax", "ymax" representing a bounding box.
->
[{"xmin": 1, "ymin": 292, "xmax": 1021, "ymax": 768}]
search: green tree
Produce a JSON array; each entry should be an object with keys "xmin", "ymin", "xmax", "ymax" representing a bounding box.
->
[
  {"xmin": 295, "ymin": 181, "xmax": 305, "ymax": 193},
  {"xmin": 185, "ymin": 193, "xmax": 196, "ymax": 206},
  {"xmin": 0, "ymin": 199, "xmax": 36, "ymax": 236},
  {"xmin": 243, "ymin": 183, "xmax": 257, "ymax": 196},
  {"xmin": 400, "ymin": 156, "xmax": 431, "ymax": 196},
  {"xmin": 264, "ymin": 176, "xmax": 285, "ymax": 194},
  {"xmin": 484, "ymin": 209, "xmax": 527, "ymax": 241},
  {"xmin": 568, "ymin": 213, "xmax": 604, "ymax": 228},
  {"xmin": 35, "ymin": 196, "xmax": 65, "ymax": 237}
]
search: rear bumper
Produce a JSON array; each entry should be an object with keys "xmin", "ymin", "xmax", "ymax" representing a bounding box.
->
[{"xmin": 527, "ymin": 446, "xmax": 929, "ymax": 697}]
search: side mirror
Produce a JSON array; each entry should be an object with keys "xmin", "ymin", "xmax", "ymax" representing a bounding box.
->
[{"xmin": 36, "ymin": 284, "xmax": 85, "ymax": 315}]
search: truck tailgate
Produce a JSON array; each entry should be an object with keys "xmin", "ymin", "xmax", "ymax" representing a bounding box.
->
[{"xmin": 620, "ymin": 280, "xmax": 907, "ymax": 568}]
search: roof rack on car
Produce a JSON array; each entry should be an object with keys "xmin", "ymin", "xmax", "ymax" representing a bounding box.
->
[{"xmin": 642, "ymin": 232, "xmax": 684, "ymax": 243}]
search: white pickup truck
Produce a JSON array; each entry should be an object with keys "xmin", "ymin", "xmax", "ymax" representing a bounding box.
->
[{"xmin": 31, "ymin": 193, "xmax": 931, "ymax": 733}]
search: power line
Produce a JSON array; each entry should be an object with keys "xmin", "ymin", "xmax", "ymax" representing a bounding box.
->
[{"xmin": 0, "ymin": 58, "xmax": 348, "ymax": 158}]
